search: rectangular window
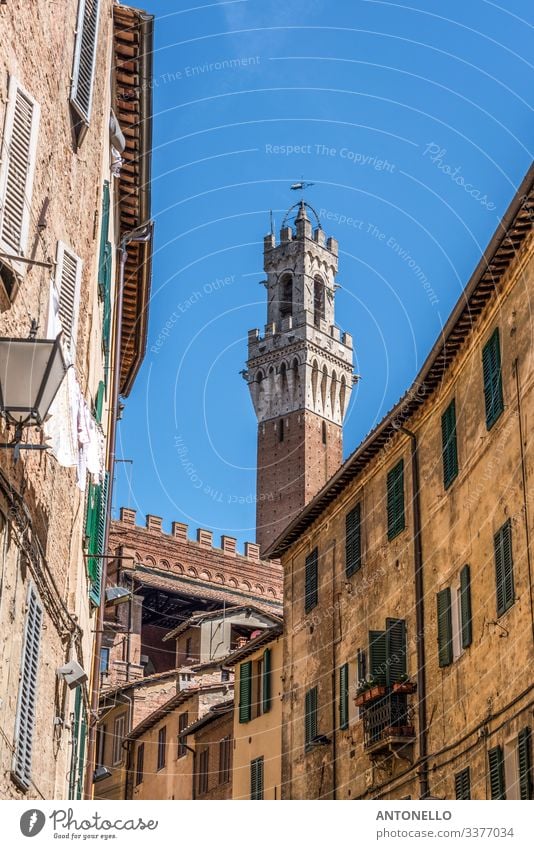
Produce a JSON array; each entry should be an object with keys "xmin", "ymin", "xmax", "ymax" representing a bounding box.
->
[
  {"xmin": 262, "ymin": 647, "xmax": 272, "ymax": 714},
  {"xmin": 455, "ymin": 767, "xmax": 471, "ymax": 799},
  {"xmin": 70, "ymin": 0, "xmax": 100, "ymax": 126},
  {"xmin": 441, "ymin": 398, "xmax": 459, "ymax": 489},
  {"xmin": 459, "ymin": 564, "xmax": 473, "ymax": 648},
  {"xmin": 357, "ymin": 648, "xmax": 366, "ymax": 686},
  {"xmin": 85, "ymin": 472, "xmax": 109, "ymax": 607},
  {"xmin": 488, "ymin": 745, "xmax": 506, "ymax": 799},
  {"xmin": 437, "ymin": 588, "xmax": 453, "ymax": 667},
  {"xmin": 239, "ymin": 660, "xmax": 252, "ymax": 723},
  {"xmin": 177, "ymin": 712, "xmax": 188, "ymax": 758},
  {"xmin": 135, "ymin": 743, "xmax": 144, "ymax": 786},
  {"xmin": 112, "ymin": 714, "xmax": 126, "ymax": 765},
  {"xmin": 219, "ymin": 736, "xmax": 231, "ymax": 785},
  {"xmin": 0, "ymin": 76, "xmax": 40, "ymax": 272},
  {"xmin": 518, "ymin": 727, "xmax": 533, "ymax": 800},
  {"xmin": 304, "ymin": 686, "xmax": 318, "ymax": 750},
  {"xmin": 345, "ymin": 503, "xmax": 362, "ymax": 577},
  {"xmin": 255, "ymin": 657, "xmax": 264, "ymax": 718},
  {"xmin": 494, "ymin": 519, "xmax": 514, "ymax": 616},
  {"xmin": 198, "ymin": 748, "xmax": 209, "ymax": 795},
  {"xmin": 385, "ymin": 618, "xmax": 407, "ymax": 683},
  {"xmin": 339, "ymin": 663, "xmax": 349, "ymax": 730},
  {"xmin": 99, "ymin": 647, "xmax": 109, "ymax": 676},
  {"xmin": 55, "ymin": 241, "xmax": 83, "ymax": 358},
  {"xmin": 157, "ymin": 726, "xmax": 166, "ymax": 771},
  {"xmin": 12, "ymin": 585, "xmax": 43, "ymax": 790},
  {"xmin": 482, "ymin": 328, "xmax": 504, "ymax": 429},
  {"xmin": 96, "ymin": 724, "xmax": 106, "ymax": 768},
  {"xmin": 305, "ymin": 547, "xmax": 318, "ymax": 612},
  {"xmin": 250, "ymin": 756, "xmax": 264, "ymax": 800},
  {"xmin": 387, "ymin": 459, "xmax": 405, "ymax": 540}
]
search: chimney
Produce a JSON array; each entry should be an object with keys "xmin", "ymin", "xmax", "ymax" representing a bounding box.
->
[
  {"xmin": 120, "ymin": 507, "xmax": 136, "ymax": 525},
  {"xmin": 221, "ymin": 535, "xmax": 237, "ymax": 556},
  {"xmin": 171, "ymin": 522, "xmax": 188, "ymax": 541},
  {"xmin": 197, "ymin": 528, "xmax": 213, "ymax": 548},
  {"xmin": 245, "ymin": 542, "xmax": 260, "ymax": 561},
  {"xmin": 146, "ymin": 514, "xmax": 163, "ymax": 533}
]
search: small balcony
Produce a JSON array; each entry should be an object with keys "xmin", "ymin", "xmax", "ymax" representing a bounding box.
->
[{"xmin": 361, "ymin": 691, "xmax": 415, "ymax": 754}]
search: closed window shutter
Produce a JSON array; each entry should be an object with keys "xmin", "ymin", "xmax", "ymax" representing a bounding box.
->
[
  {"xmin": 239, "ymin": 660, "xmax": 252, "ymax": 723},
  {"xmin": 98, "ymin": 181, "xmax": 110, "ymax": 294},
  {"xmin": 455, "ymin": 767, "xmax": 471, "ymax": 799},
  {"xmin": 56, "ymin": 242, "xmax": 83, "ymax": 357},
  {"xmin": 441, "ymin": 399, "xmax": 459, "ymax": 489},
  {"xmin": 437, "ymin": 588, "xmax": 453, "ymax": 667},
  {"xmin": 387, "ymin": 459, "xmax": 405, "ymax": 540},
  {"xmin": 385, "ymin": 618, "xmax": 407, "ymax": 684},
  {"xmin": 459, "ymin": 564, "xmax": 473, "ymax": 648},
  {"xmin": 305, "ymin": 686, "xmax": 318, "ymax": 747},
  {"xmin": 305, "ymin": 547, "xmax": 318, "ymax": 612},
  {"xmin": 262, "ymin": 647, "xmax": 272, "ymax": 714},
  {"xmin": 70, "ymin": 0, "xmax": 101, "ymax": 124},
  {"xmin": 488, "ymin": 745, "xmax": 506, "ymax": 799},
  {"xmin": 87, "ymin": 471, "xmax": 108, "ymax": 607},
  {"xmin": 94, "ymin": 380, "xmax": 105, "ymax": 424},
  {"xmin": 369, "ymin": 630, "xmax": 387, "ymax": 684},
  {"xmin": 518, "ymin": 727, "xmax": 532, "ymax": 800},
  {"xmin": 339, "ymin": 663, "xmax": 349, "ymax": 730},
  {"xmin": 482, "ymin": 328, "xmax": 504, "ymax": 429},
  {"xmin": 357, "ymin": 648, "xmax": 366, "ymax": 685},
  {"xmin": 494, "ymin": 519, "xmax": 514, "ymax": 616},
  {"xmin": 12, "ymin": 586, "xmax": 43, "ymax": 790},
  {"xmin": 102, "ymin": 241, "xmax": 112, "ymax": 364},
  {"xmin": 0, "ymin": 77, "xmax": 40, "ymax": 259},
  {"xmin": 345, "ymin": 503, "xmax": 362, "ymax": 577},
  {"xmin": 250, "ymin": 756, "xmax": 264, "ymax": 800}
]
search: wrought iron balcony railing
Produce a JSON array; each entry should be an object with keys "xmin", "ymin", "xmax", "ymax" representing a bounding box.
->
[{"xmin": 361, "ymin": 691, "xmax": 415, "ymax": 752}]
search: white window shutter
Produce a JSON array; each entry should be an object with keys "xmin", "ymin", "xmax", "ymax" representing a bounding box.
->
[
  {"xmin": 56, "ymin": 241, "xmax": 83, "ymax": 358},
  {"xmin": 0, "ymin": 76, "xmax": 40, "ymax": 265},
  {"xmin": 70, "ymin": 0, "xmax": 100, "ymax": 125},
  {"xmin": 12, "ymin": 586, "xmax": 43, "ymax": 790}
]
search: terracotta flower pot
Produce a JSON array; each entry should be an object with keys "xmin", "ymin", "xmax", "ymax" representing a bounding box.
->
[{"xmin": 392, "ymin": 681, "xmax": 417, "ymax": 694}]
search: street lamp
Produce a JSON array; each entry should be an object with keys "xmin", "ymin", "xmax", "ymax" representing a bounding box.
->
[{"xmin": 0, "ymin": 328, "xmax": 68, "ymax": 459}]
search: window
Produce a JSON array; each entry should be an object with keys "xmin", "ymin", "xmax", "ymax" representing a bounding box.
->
[
  {"xmin": 322, "ymin": 420, "xmax": 327, "ymax": 445},
  {"xmin": 482, "ymin": 328, "xmax": 504, "ymax": 430},
  {"xmin": 441, "ymin": 399, "xmax": 459, "ymax": 488},
  {"xmin": 177, "ymin": 712, "xmax": 188, "ymax": 757},
  {"xmin": 345, "ymin": 503, "xmax": 362, "ymax": 577},
  {"xmin": 85, "ymin": 472, "xmax": 109, "ymax": 607},
  {"xmin": 262, "ymin": 648, "xmax": 272, "ymax": 714},
  {"xmin": 278, "ymin": 418, "xmax": 284, "ymax": 442},
  {"xmin": 239, "ymin": 660, "xmax": 252, "ymax": 723},
  {"xmin": 185, "ymin": 637, "xmax": 193, "ymax": 659},
  {"xmin": 279, "ymin": 274, "xmax": 293, "ymax": 319},
  {"xmin": 255, "ymin": 657, "xmax": 264, "ymax": 717},
  {"xmin": 438, "ymin": 565, "xmax": 472, "ymax": 667},
  {"xmin": 494, "ymin": 519, "xmax": 514, "ymax": 616},
  {"xmin": 99, "ymin": 647, "xmax": 109, "ymax": 677},
  {"xmin": 96, "ymin": 724, "xmax": 106, "ymax": 768},
  {"xmin": 198, "ymin": 748, "xmax": 209, "ymax": 795},
  {"xmin": 357, "ymin": 648, "xmax": 367, "ymax": 686},
  {"xmin": 339, "ymin": 663, "xmax": 349, "ymax": 730},
  {"xmin": 518, "ymin": 727, "xmax": 533, "ymax": 800},
  {"xmin": 437, "ymin": 588, "xmax": 453, "ymax": 668},
  {"xmin": 12, "ymin": 585, "xmax": 43, "ymax": 789},
  {"xmin": 250, "ymin": 756, "xmax": 264, "ymax": 800},
  {"xmin": 305, "ymin": 547, "xmax": 319, "ymax": 613},
  {"xmin": 368, "ymin": 619, "xmax": 406, "ymax": 686},
  {"xmin": 313, "ymin": 277, "xmax": 325, "ymax": 326},
  {"xmin": 157, "ymin": 726, "xmax": 166, "ymax": 771},
  {"xmin": 55, "ymin": 241, "xmax": 83, "ymax": 358},
  {"xmin": 0, "ymin": 76, "xmax": 40, "ymax": 275},
  {"xmin": 112, "ymin": 714, "xmax": 126, "ymax": 765},
  {"xmin": 387, "ymin": 459, "xmax": 405, "ymax": 540},
  {"xmin": 488, "ymin": 745, "xmax": 506, "ymax": 799},
  {"xmin": 70, "ymin": 0, "xmax": 100, "ymax": 128},
  {"xmin": 219, "ymin": 736, "xmax": 231, "ymax": 785},
  {"xmin": 455, "ymin": 767, "xmax": 471, "ymax": 799},
  {"xmin": 304, "ymin": 686, "xmax": 318, "ymax": 750},
  {"xmin": 135, "ymin": 743, "xmax": 144, "ymax": 786}
]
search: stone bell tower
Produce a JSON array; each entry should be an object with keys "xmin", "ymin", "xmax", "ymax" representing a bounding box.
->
[{"xmin": 246, "ymin": 201, "xmax": 354, "ymax": 553}]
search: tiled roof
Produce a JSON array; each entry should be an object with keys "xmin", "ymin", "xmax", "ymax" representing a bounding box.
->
[
  {"xmin": 161, "ymin": 604, "xmax": 283, "ymax": 643},
  {"xmin": 222, "ymin": 624, "xmax": 283, "ymax": 666}
]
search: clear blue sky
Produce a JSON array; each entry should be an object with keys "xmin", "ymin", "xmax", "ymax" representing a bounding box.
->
[{"xmin": 114, "ymin": 0, "xmax": 533, "ymax": 547}]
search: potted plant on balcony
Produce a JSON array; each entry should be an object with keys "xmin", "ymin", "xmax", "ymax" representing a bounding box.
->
[
  {"xmin": 392, "ymin": 673, "xmax": 417, "ymax": 694},
  {"xmin": 354, "ymin": 679, "xmax": 371, "ymax": 707}
]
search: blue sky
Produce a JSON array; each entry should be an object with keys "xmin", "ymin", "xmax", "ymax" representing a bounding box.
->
[{"xmin": 114, "ymin": 0, "xmax": 533, "ymax": 547}]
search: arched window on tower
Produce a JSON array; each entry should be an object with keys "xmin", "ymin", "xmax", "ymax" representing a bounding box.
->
[
  {"xmin": 314, "ymin": 276, "xmax": 325, "ymax": 326},
  {"xmin": 279, "ymin": 274, "xmax": 293, "ymax": 319}
]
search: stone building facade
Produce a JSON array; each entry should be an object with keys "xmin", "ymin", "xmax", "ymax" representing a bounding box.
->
[
  {"xmin": 267, "ymin": 166, "xmax": 534, "ymax": 800},
  {"xmin": 0, "ymin": 1, "xmax": 153, "ymax": 800},
  {"xmin": 246, "ymin": 201, "xmax": 354, "ymax": 553}
]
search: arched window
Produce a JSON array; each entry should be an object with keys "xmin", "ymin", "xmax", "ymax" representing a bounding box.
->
[
  {"xmin": 314, "ymin": 276, "xmax": 325, "ymax": 326},
  {"xmin": 279, "ymin": 274, "xmax": 293, "ymax": 319}
]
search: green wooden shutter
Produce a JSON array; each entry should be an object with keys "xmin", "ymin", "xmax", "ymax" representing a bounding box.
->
[
  {"xmin": 102, "ymin": 241, "xmax": 112, "ymax": 379},
  {"xmin": 305, "ymin": 547, "xmax": 318, "ymax": 612},
  {"xmin": 239, "ymin": 660, "xmax": 252, "ymax": 723},
  {"xmin": 488, "ymin": 745, "xmax": 506, "ymax": 799},
  {"xmin": 482, "ymin": 328, "xmax": 504, "ymax": 429},
  {"xmin": 441, "ymin": 399, "xmax": 459, "ymax": 489},
  {"xmin": 369, "ymin": 631, "xmax": 387, "ymax": 684},
  {"xmin": 386, "ymin": 618, "xmax": 407, "ymax": 684},
  {"xmin": 518, "ymin": 727, "xmax": 532, "ymax": 800},
  {"xmin": 437, "ymin": 588, "xmax": 453, "ymax": 667},
  {"xmin": 87, "ymin": 472, "xmax": 108, "ymax": 607},
  {"xmin": 305, "ymin": 686, "xmax": 318, "ymax": 747},
  {"xmin": 345, "ymin": 503, "xmax": 362, "ymax": 577},
  {"xmin": 339, "ymin": 663, "xmax": 349, "ymax": 730},
  {"xmin": 455, "ymin": 767, "xmax": 471, "ymax": 799},
  {"xmin": 94, "ymin": 380, "xmax": 105, "ymax": 424},
  {"xmin": 494, "ymin": 520, "xmax": 514, "ymax": 616},
  {"xmin": 262, "ymin": 647, "xmax": 272, "ymax": 714},
  {"xmin": 387, "ymin": 459, "xmax": 405, "ymax": 540},
  {"xmin": 98, "ymin": 181, "xmax": 110, "ymax": 294},
  {"xmin": 250, "ymin": 756, "xmax": 264, "ymax": 800},
  {"xmin": 459, "ymin": 564, "xmax": 473, "ymax": 648}
]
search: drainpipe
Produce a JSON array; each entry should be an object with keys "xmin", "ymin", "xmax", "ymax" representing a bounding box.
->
[
  {"xmin": 400, "ymin": 426, "xmax": 429, "ymax": 799},
  {"xmin": 84, "ymin": 222, "xmax": 153, "ymax": 799}
]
